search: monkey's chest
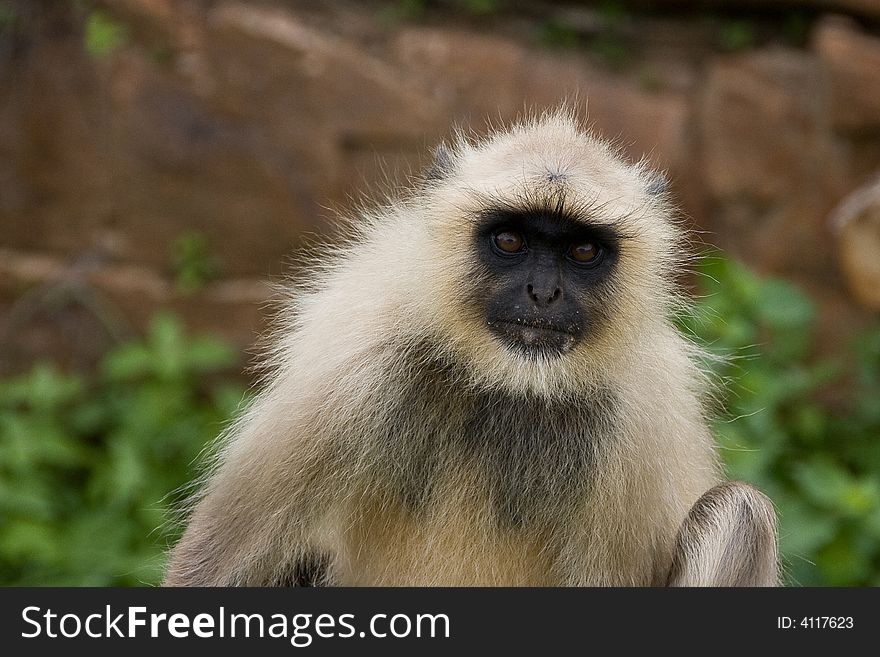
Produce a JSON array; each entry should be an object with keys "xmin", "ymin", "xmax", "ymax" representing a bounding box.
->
[
  {"xmin": 364, "ymin": 381, "xmax": 613, "ymax": 529},
  {"xmin": 330, "ymin": 381, "xmax": 624, "ymax": 584},
  {"xmin": 334, "ymin": 477, "xmax": 567, "ymax": 586}
]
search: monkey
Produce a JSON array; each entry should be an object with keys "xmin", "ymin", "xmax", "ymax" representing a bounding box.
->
[{"xmin": 163, "ymin": 109, "xmax": 778, "ymax": 587}]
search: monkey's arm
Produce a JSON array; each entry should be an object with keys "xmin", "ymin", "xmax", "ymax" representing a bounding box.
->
[
  {"xmin": 666, "ymin": 481, "xmax": 779, "ymax": 587},
  {"xmin": 163, "ymin": 436, "xmax": 338, "ymax": 587}
]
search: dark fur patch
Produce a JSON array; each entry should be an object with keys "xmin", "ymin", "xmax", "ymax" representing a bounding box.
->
[
  {"xmin": 368, "ymin": 352, "xmax": 618, "ymax": 528},
  {"xmin": 463, "ymin": 387, "xmax": 612, "ymax": 527},
  {"xmin": 281, "ymin": 552, "xmax": 332, "ymax": 587}
]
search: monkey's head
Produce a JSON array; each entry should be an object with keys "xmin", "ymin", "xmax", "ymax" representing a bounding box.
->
[{"xmin": 386, "ymin": 112, "xmax": 684, "ymax": 397}]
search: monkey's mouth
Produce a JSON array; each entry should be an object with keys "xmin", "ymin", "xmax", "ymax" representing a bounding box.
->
[{"xmin": 488, "ymin": 320, "xmax": 580, "ymax": 357}]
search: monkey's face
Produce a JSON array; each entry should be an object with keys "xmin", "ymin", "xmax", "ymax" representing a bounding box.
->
[
  {"xmin": 473, "ymin": 209, "xmax": 620, "ymax": 359},
  {"xmin": 415, "ymin": 113, "xmax": 682, "ymax": 395}
]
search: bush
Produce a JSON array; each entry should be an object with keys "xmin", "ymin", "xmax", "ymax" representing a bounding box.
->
[
  {"xmin": 0, "ymin": 314, "xmax": 246, "ymax": 585},
  {"xmin": 681, "ymin": 256, "xmax": 880, "ymax": 586}
]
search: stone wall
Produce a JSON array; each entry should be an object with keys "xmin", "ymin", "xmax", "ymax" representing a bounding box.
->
[{"xmin": 1, "ymin": 0, "xmax": 879, "ymax": 373}]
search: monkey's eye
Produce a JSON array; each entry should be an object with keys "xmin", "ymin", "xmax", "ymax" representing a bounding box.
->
[
  {"xmin": 492, "ymin": 230, "xmax": 525, "ymax": 254},
  {"xmin": 568, "ymin": 241, "xmax": 602, "ymax": 265}
]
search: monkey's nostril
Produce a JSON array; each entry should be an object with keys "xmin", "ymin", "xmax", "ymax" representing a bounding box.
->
[
  {"xmin": 527, "ymin": 284, "xmax": 539, "ymax": 303},
  {"xmin": 527, "ymin": 283, "xmax": 561, "ymax": 305}
]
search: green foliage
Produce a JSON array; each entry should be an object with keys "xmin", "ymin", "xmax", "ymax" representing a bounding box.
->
[
  {"xmin": 637, "ymin": 68, "xmax": 662, "ymax": 93},
  {"xmin": 84, "ymin": 9, "xmax": 127, "ymax": 58},
  {"xmin": 592, "ymin": 2, "xmax": 631, "ymax": 70},
  {"xmin": 378, "ymin": 0, "xmax": 427, "ymax": 25},
  {"xmin": 681, "ymin": 256, "xmax": 880, "ymax": 586},
  {"xmin": 598, "ymin": 0, "xmax": 626, "ymax": 23},
  {"xmin": 590, "ymin": 32, "xmax": 631, "ymax": 70},
  {"xmin": 378, "ymin": 0, "xmax": 502, "ymax": 24},
  {"xmin": 782, "ymin": 11, "xmax": 811, "ymax": 47},
  {"xmin": 170, "ymin": 231, "xmax": 220, "ymax": 294},
  {"xmin": 718, "ymin": 20, "xmax": 756, "ymax": 52},
  {"xmin": 149, "ymin": 47, "xmax": 174, "ymax": 66},
  {"xmin": 0, "ymin": 1, "xmax": 15, "ymax": 32},
  {"xmin": 537, "ymin": 19, "xmax": 580, "ymax": 49},
  {"xmin": 537, "ymin": 3, "xmax": 631, "ymax": 68},
  {"xmin": 453, "ymin": 0, "xmax": 503, "ymax": 16},
  {"xmin": 0, "ymin": 314, "xmax": 246, "ymax": 585}
]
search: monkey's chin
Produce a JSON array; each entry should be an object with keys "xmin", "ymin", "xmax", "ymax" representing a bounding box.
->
[{"xmin": 489, "ymin": 322, "xmax": 579, "ymax": 359}]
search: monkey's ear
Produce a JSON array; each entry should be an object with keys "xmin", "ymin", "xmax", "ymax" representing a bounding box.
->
[
  {"xmin": 423, "ymin": 144, "xmax": 457, "ymax": 183},
  {"xmin": 646, "ymin": 172, "xmax": 669, "ymax": 196}
]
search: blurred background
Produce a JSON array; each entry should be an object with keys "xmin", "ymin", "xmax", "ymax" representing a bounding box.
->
[{"xmin": 1, "ymin": 0, "xmax": 879, "ymax": 586}]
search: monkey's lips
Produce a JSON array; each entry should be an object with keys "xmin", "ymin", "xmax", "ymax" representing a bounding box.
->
[{"xmin": 488, "ymin": 319, "xmax": 580, "ymax": 356}]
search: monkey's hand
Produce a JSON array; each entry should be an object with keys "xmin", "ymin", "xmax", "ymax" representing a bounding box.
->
[{"xmin": 666, "ymin": 481, "xmax": 778, "ymax": 587}]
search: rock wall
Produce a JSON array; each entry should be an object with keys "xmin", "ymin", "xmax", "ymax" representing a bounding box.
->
[{"xmin": 1, "ymin": 0, "xmax": 879, "ymax": 373}]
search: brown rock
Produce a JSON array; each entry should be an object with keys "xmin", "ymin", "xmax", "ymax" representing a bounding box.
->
[
  {"xmin": 699, "ymin": 47, "xmax": 849, "ymax": 276},
  {"xmin": 813, "ymin": 15, "xmax": 880, "ymax": 133},
  {"xmin": 0, "ymin": 1, "xmax": 447, "ymax": 279},
  {"xmin": 392, "ymin": 27, "xmax": 528, "ymax": 117},
  {"xmin": 829, "ymin": 175, "xmax": 880, "ymax": 309},
  {"xmin": 392, "ymin": 27, "xmax": 696, "ymax": 211},
  {"xmin": 702, "ymin": 48, "xmax": 831, "ymax": 200},
  {"xmin": 0, "ymin": 248, "xmax": 272, "ymax": 375}
]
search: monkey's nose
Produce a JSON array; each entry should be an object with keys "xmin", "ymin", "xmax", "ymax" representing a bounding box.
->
[{"xmin": 527, "ymin": 283, "xmax": 562, "ymax": 306}]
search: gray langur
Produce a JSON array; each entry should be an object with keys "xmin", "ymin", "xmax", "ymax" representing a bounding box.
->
[{"xmin": 164, "ymin": 111, "xmax": 778, "ymax": 586}]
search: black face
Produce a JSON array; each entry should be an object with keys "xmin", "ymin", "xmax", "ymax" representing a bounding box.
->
[{"xmin": 473, "ymin": 209, "xmax": 620, "ymax": 358}]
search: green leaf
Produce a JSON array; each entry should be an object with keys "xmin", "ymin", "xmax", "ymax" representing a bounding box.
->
[
  {"xmin": 84, "ymin": 10, "xmax": 127, "ymax": 58},
  {"xmin": 778, "ymin": 497, "xmax": 837, "ymax": 559},
  {"xmin": 185, "ymin": 337, "xmax": 236, "ymax": 372},
  {"xmin": 754, "ymin": 279, "xmax": 814, "ymax": 332},
  {"xmin": 816, "ymin": 536, "xmax": 872, "ymax": 586},
  {"xmin": 790, "ymin": 458, "xmax": 879, "ymax": 516},
  {"xmin": 102, "ymin": 344, "xmax": 153, "ymax": 381},
  {"xmin": 0, "ymin": 310, "xmax": 245, "ymax": 585}
]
